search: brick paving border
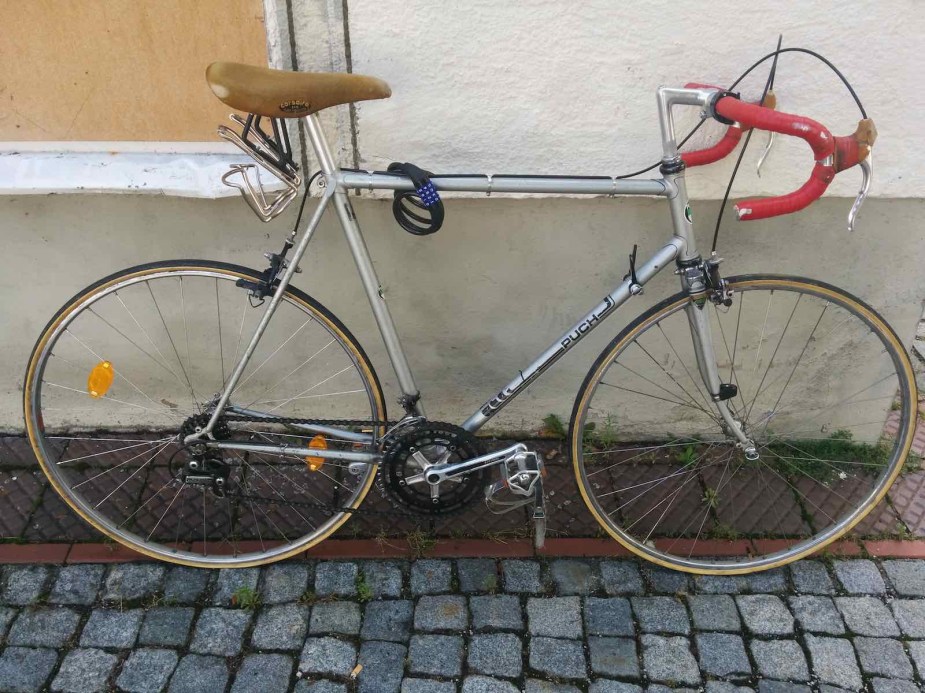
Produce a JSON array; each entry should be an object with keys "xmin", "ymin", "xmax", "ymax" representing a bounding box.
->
[
  {"xmin": 4, "ymin": 538, "xmax": 925, "ymax": 565},
  {"xmin": 4, "ymin": 414, "xmax": 925, "ymax": 548}
]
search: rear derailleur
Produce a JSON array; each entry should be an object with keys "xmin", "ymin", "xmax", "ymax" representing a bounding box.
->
[
  {"xmin": 173, "ymin": 413, "xmax": 232, "ymax": 497},
  {"xmin": 378, "ymin": 421, "xmax": 548, "ymax": 548}
]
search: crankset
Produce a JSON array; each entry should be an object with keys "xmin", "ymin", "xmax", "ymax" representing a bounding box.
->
[
  {"xmin": 378, "ymin": 420, "xmax": 548, "ymax": 546},
  {"xmin": 378, "ymin": 421, "xmax": 487, "ymax": 515}
]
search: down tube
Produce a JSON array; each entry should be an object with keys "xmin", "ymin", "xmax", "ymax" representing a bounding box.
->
[{"xmin": 462, "ymin": 239, "xmax": 682, "ymax": 432}]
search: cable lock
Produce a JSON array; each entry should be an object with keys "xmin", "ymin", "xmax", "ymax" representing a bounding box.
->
[{"xmin": 387, "ymin": 162, "xmax": 445, "ymax": 235}]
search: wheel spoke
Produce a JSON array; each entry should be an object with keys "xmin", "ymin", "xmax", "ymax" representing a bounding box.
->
[
  {"xmin": 744, "ymin": 294, "xmax": 801, "ymax": 426},
  {"xmin": 147, "ymin": 282, "xmax": 201, "ymax": 412},
  {"xmin": 30, "ymin": 266, "xmax": 380, "ymax": 566},
  {"xmin": 233, "ymin": 317, "xmax": 314, "ymax": 395},
  {"xmin": 575, "ymin": 278, "xmax": 912, "ymax": 573}
]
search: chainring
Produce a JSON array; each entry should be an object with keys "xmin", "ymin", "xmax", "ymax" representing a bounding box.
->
[{"xmin": 377, "ymin": 421, "xmax": 487, "ymax": 516}]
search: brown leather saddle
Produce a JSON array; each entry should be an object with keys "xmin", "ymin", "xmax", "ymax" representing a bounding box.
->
[{"xmin": 206, "ymin": 62, "xmax": 391, "ymax": 118}]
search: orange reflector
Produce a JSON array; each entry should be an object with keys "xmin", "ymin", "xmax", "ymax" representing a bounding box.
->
[
  {"xmin": 305, "ymin": 435, "xmax": 327, "ymax": 471},
  {"xmin": 87, "ymin": 361, "xmax": 114, "ymax": 398}
]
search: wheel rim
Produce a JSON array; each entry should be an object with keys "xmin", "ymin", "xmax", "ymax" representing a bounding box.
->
[
  {"xmin": 25, "ymin": 265, "xmax": 383, "ymax": 566},
  {"xmin": 574, "ymin": 278, "xmax": 917, "ymax": 573}
]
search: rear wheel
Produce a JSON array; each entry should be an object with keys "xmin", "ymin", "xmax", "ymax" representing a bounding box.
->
[
  {"xmin": 24, "ymin": 260, "xmax": 386, "ymax": 567},
  {"xmin": 571, "ymin": 275, "xmax": 918, "ymax": 574}
]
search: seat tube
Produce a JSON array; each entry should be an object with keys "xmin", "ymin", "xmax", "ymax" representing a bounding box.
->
[{"xmin": 304, "ymin": 114, "xmax": 424, "ymax": 415}]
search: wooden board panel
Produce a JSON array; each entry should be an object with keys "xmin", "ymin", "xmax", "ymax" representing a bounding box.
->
[{"xmin": 0, "ymin": 0, "xmax": 266, "ymax": 142}]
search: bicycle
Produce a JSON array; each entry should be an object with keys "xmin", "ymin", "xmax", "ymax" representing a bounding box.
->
[{"xmin": 23, "ymin": 50, "xmax": 918, "ymax": 574}]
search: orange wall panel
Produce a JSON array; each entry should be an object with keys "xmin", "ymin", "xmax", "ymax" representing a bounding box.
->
[{"xmin": 0, "ymin": 0, "xmax": 266, "ymax": 142}]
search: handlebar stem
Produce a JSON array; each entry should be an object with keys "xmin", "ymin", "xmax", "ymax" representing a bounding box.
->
[{"xmin": 656, "ymin": 86, "xmax": 721, "ymax": 160}]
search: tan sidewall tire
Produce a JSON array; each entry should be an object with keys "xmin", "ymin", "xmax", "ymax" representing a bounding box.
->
[
  {"xmin": 24, "ymin": 261, "xmax": 386, "ymax": 568},
  {"xmin": 569, "ymin": 276, "xmax": 918, "ymax": 575}
]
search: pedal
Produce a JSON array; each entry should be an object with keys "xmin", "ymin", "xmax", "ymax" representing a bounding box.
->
[
  {"xmin": 484, "ymin": 449, "xmax": 548, "ymax": 548},
  {"xmin": 532, "ymin": 470, "xmax": 547, "ymax": 550}
]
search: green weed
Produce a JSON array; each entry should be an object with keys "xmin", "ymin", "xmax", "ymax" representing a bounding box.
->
[
  {"xmin": 764, "ymin": 429, "xmax": 890, "ymax": 483},
  {"xmin": 675, "ymin": 445, "xmax": 697, "ymax": 465},
  {"xmin": 542, "ymin": 414, "xmax": 567, "ymax": 440},
  {"xmin": 702, "ymin": 487, "xmax": 719, "ymax": 509},
  {"xmin": 407, "ymin": 529, "xmax": 437, "ymax": 558},
  {"xmin": 355, "ymin": 572, "xmax": 373, "ymax": 603},
  {"xmin": 230, "ymin": 586, "xmax": 261, "ymax": 610}
]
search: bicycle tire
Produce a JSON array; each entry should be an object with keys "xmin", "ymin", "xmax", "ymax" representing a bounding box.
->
[
  {"xmin": 24, "ymin": 259, "xmax": 386, "ymax": 568},
  {"xmin": 570, "ymin": 275, "xmax": 918, "ymax": 574}
]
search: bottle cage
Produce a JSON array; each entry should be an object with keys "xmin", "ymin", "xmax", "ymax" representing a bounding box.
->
[{"xmin": 218, "ymin": 114, "xmax": 302, "ymax": 222}]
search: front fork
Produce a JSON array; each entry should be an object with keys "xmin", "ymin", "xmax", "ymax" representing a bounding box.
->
[{"xmin": 679, "ymin": 258, "xmax": 759, "ymax": 460}]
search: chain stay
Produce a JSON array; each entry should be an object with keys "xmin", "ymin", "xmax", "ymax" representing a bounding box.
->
[
  {"xmin": 217, "ymin": 413, "xmax": 416, "ymax": 518},
  {"xmin": 223, "ymin": 413, "xmax": 393, "ymax": 428}
]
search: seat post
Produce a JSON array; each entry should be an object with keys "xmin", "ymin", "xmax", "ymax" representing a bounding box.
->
[
  {"xmin": 304, "ymin": 113, "xmax": 339, "ymax": 175},
  {"xmin": 303, "ymin": 113, "xmax": 425, "ymax": 416}
]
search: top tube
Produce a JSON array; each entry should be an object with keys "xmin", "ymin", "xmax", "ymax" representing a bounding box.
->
[{"xmin": 337, "ymin": 171, "xmax": 669, "ymax": 197}]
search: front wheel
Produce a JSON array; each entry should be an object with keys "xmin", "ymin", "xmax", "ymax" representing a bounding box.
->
[
  {"xmin": 571, "ymin": 275, "xmax": 918, "ymax": 574},
  {"xmin": 24, "ymin": 260, "xmax": 386, "ymax": 567}
]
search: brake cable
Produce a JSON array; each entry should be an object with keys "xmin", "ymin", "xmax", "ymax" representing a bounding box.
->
[
  {"xmin": 710, "ymin": 35, "xmax": 782, "ymax": 253},
  {"xmin": 289, "ymin": 47, "xmax": 867, "ymax": 250},
  {"xmin": 289, "ymin": 169, "xmax": 324, "ymax": 236},
  {"xmin": 617, "ymin": 44, "xmax": 868, "ymax": 253}
]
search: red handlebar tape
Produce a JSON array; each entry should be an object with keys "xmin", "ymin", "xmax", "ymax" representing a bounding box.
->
[
  {"xmin": 682, "ymin": 127, "xmax": 743, "ymax": 167},
  {"xmin": 713, "ymin": 96, "xmax": 836, "ymax": 221}
]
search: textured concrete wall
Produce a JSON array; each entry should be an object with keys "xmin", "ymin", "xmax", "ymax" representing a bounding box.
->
[
  {"xmin": 3, "ymin": 4, "xmax": 924, "ymax": 432},
  {"xmin": 299, "ymin": 0, "xmax": 925, "ymax": 200},
  {"xmin": 3, "ymin": 194, "xmax": 923, "ymax": 432}
]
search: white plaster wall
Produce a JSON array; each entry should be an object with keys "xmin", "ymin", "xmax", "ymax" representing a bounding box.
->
[
  {"xmin": 332, "ymin": 1, "xmax": 925, "ymax": 200},
  {"xmin": 2, "ymin": 3, "xmax": 924, "ymax": 433},
  {"xmin": 2, "ymin": 195, "xmax": 924, "ymax": 432}
]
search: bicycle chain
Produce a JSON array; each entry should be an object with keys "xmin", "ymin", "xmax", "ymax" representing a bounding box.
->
[
  {"xmin": 217, "ymin": 413, "xmax": 419, "ymax": 518},
  {"xmin": 223, "ymin": 413, "xmax": 395, "ymax": 428}
]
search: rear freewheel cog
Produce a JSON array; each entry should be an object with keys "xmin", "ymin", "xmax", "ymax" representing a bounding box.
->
[{"xmin": 378, "ymin": 422, "xmax": 487, "ymax": 515}]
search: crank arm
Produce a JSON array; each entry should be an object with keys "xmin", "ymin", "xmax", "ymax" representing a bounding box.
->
[
  {"xmin": 206, "ymin": 440, "xmax": 380, "ymax": 464},
  {"xmin": 404, "ymin": 443, "xmax": 527, "ymax": 486}
]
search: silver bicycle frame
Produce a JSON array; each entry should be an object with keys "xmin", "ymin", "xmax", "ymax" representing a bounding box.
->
[{"xmin": 197, "ymin": 85, "xmax": 755, "ymax": 460}]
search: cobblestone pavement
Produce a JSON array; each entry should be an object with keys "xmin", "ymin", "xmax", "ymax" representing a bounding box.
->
[{"xmin": 1, "ymin": 557, "xmax": 925, "ymax": 692}]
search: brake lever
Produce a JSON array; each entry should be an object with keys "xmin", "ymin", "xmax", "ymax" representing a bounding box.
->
[
  {"xmin": 847, "ymin": 153, "xmax": 872, "ymax": 233},
  {"xmin": 756, "ymin": 130, "xmax": 775, "ymax": 178}
]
